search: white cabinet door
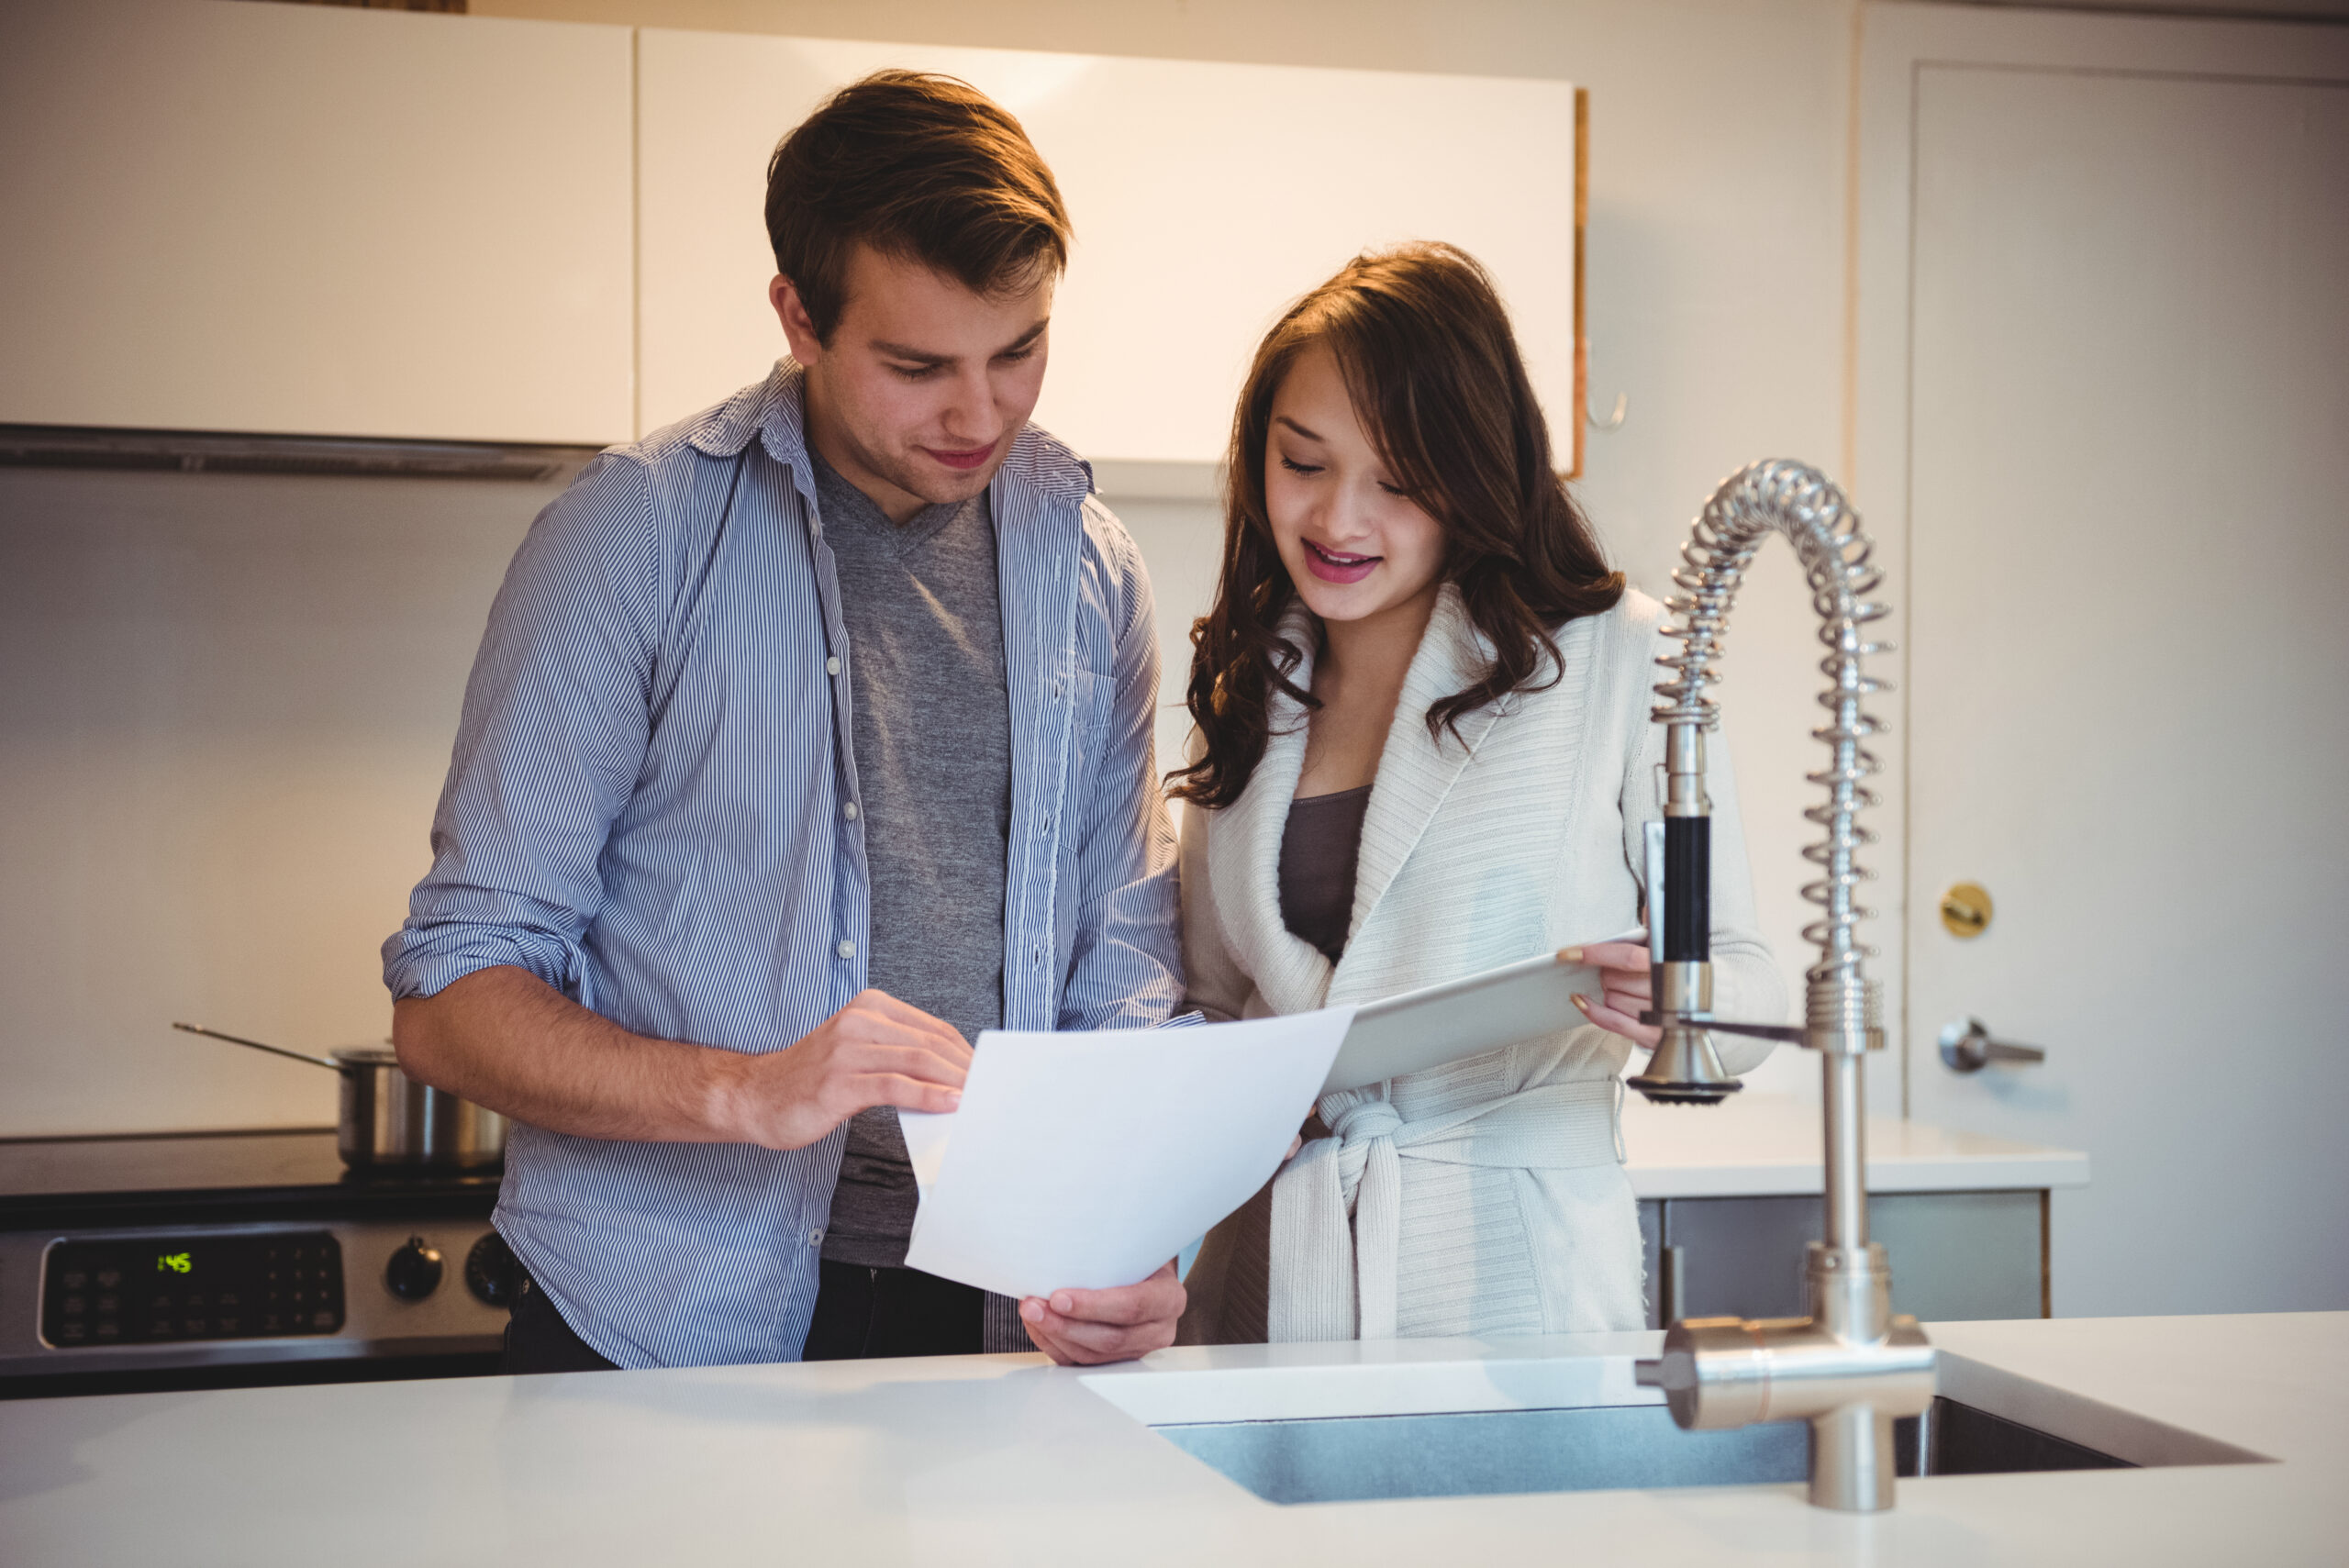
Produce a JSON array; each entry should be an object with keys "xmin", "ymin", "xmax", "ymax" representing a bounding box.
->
[
  {"xmin": 0, "ymin": 0, "xmax": 632, "ymax": 445},
  {"xmin": 635, "ymin": 30, "xmax": 1579, "ymax": 460},
  {"xmin": 1860, "ymin": 6, "xmax": 2349, "ymax": 1317}
]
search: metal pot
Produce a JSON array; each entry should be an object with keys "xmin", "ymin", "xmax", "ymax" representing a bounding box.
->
[
  {"xmin": 320, "ymin": 1044, "xmax": 507, "ymax": 1173},
  {"xmin": 173, "ymin": 1024, "xmax": 507, "ymax": 1173}
]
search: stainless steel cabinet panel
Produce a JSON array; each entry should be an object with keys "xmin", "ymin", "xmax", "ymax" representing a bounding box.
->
[
  {"xmin": 1638, "ymin": 1199, "xmax": 1664, "ymax": 1322},
  {"xmin": 1872, "ymin": 1191, "xmax": 2046, "ymax": 1322},
  {"xmin": 1645, "ymin": 1191, "xmax": 2044, "ymax": 1327}
]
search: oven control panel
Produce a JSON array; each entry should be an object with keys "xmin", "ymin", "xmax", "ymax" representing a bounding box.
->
[
  {"xmin": 1, "ymin": 1220, "xmax": 509, "ymax": 1381},
  {"xmin": 40, "ymin": 1231, "xmax": 345, "ymax": 1348}
]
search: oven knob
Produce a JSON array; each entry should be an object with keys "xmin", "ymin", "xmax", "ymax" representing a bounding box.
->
[
  {"xmin": 464, "ymin": 1232, "xmax": 519, "ymax": 1308},
  {"xmin": 384, "ymin": 1237, "xmax": 444, "ymax": 1302}
]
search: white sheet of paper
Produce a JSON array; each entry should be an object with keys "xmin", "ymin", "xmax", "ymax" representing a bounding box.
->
[{"xmin": 899, "ymin": 1007, "xmax": 1353, "ymax": 1300}]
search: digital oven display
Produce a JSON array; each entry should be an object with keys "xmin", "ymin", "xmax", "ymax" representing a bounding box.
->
[{"xmin": 41, "ymin": 1232, "xmax": 344, "ymax": 1348}]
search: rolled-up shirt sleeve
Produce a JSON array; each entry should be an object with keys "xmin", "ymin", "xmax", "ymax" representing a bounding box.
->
[{"xmin": 383, "ymin": 453, "xmax": 662, "ymax": 1007}]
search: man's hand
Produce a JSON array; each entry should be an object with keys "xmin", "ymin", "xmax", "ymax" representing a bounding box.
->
[
  {"xmin": 1566, "ymin": 940, "xmax": 1662, "ymax": 1049},
  {"xmin": 732, "ymin": 990, "xmax": 971, "ymax": 1151},
  {"xmin": 1019, "ymin": 1261, "xmax": 1186, "ymax": 1365}
]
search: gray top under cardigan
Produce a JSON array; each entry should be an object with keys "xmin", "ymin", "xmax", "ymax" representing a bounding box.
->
[{"xmin": 1277, "ymin": 785, "xmax": 1372, "ymax": 963}]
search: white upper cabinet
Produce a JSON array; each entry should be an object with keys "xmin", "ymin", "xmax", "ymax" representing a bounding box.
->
[
  {"xmin": 0, "ymin": 1, "xmax": 632, "ymax": 445},
  {"xmin": 0, "ymin": 8, "xmax": 1576, "ymax": 458},
  {"xmin": 636, "ymin": 32, "xmax": 1581, "ymax": 464}
]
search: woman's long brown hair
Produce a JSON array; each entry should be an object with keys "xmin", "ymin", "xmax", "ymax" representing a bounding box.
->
[{"xmin": 1166, "ymin": 242, "xmax": 1625, "ymax": 810}]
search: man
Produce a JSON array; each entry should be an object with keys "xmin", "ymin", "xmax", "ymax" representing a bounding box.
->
[{"xmin": 384, "ymin": 72, "xmax": 1185, "ymax": 1371}]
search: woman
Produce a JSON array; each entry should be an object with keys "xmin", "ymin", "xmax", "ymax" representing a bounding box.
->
[{"xmin": 1172, "ymin": 243, "xmax": 1785, "ymax": 1344}]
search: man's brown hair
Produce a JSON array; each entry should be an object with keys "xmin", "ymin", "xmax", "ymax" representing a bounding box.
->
[{"xmin": 765, "ymin": 71, "xmax": 1071, "ymax": 343}]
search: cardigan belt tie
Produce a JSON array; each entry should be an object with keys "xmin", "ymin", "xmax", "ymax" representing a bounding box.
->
[{"xmin": 1268, "ymin": 1075, "xmax": 1625, "ymax": 1342}]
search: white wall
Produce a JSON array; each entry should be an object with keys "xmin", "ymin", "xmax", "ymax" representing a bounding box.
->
[{"xmin": 0, "ymin": 471, "xmax": 546, "ymax": 1135}]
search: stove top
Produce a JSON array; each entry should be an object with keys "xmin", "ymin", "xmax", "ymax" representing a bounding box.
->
[{"xmin": 0, "ymin": 1129, "xmax": 502, "ymax": 1229}]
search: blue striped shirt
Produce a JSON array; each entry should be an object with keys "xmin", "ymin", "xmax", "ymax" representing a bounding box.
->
[{"xmin": 382, "ymin": 363, "xmax": 1182, "ymax": 1368}]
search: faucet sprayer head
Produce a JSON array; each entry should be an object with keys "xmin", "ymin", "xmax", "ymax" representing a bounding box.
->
[
  {"xmin": 1628, "ymin": 1027, "xmax": 1742, "ymax": 1105},
  {"xmin": 1627, "ymin": 808, "xmax": 1743, "ymax": 1106}
]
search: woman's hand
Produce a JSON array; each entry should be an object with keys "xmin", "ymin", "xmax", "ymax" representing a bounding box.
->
[
  {"xmin": 1565, "ymin": 941, "xmax": 1661, "ymax": 1050},
  {"xmin": 1019, "ymin": 1261, "xmax": 1186, "ymax": 1365}
]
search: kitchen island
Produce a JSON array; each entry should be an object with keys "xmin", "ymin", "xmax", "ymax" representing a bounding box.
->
[
  {"xmin": 1, "ymin": 1310, "xmax": 2338, "ymax": 1565},
  {"xmin": 1, "ymin": 1095, "xmax": 2171, "ymax": 1564}
]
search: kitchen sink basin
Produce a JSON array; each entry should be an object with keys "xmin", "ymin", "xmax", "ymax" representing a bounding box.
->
[
  {"xmin": 1151, "ymin": 1396, "xmax": 2140, "ymax": 1507},
  {"xmin": 1087, "ymin": 1343, "xmax": 2272, "ymax": 1507}
]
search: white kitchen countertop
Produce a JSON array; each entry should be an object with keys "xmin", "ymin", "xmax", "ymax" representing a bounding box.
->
[
  {"xmin": 1, "ymin": 1311, "xmax": 2338, "ymax": 1565},
  {"xmin": 1620, "ymin": 1091, "xmax": 2088, "ymax": 1197}
]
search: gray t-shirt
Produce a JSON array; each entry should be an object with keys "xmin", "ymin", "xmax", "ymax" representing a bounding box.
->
[{"xmin": 809, "ymin": 451, "xmax": 1012, "ymax": 1270}]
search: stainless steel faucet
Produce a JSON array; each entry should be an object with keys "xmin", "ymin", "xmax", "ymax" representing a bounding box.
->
[{"xmin": 1627, "ymin": 460, "xmax": 1937, "ymax": 1512}]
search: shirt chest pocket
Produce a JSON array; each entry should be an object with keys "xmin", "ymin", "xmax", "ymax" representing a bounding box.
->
[
  {"xmin": 1057, "ymin": 669, "xmax": 1120, "ymax": 828},
  {"xmin": 1073, "ymin": 668, "xmax": 1116, "ymax": 744}
]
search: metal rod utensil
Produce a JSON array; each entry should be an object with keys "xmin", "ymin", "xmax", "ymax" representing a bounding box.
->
[{"xmin": 171, "ymin": 1021, "xmax": 342, "ymax": 1071}]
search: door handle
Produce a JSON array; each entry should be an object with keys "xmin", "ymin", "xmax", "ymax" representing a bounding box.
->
[{"xmin": 1938, "ymin": 1016, "xmax": 2047, "ymax": 1073}]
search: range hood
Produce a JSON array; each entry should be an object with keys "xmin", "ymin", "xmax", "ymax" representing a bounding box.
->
[{"xmin": 0, "ymin": 425, "xmax": 603, "ymax": 484}]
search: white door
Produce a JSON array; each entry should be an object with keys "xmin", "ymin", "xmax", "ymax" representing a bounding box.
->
[{"xmin": 1865, "ymin": 7, "xmax": 2349, "ymax": 1316}]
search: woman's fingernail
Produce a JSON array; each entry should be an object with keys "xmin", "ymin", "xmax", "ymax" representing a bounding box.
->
[
  {"xmin": 1020, "ymin": 1298, "xmax": 1043, "ymax": 1322},
  {"xmin": 1051, "ymin": 1292, "xmax": 1074, "ymax": 1315},
  {"xmin": 1561, "ymin": 947, "xmax": 1585, "ymax": 962},
  {"xmin": 1572, "ymin": 994, "xmax": 1590, "ymax": 1010}
]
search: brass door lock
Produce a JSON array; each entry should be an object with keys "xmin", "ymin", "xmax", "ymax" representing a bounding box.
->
[{"xmin": 1939, "ymin": 882, "xmax": 1992, "ymax": 939}]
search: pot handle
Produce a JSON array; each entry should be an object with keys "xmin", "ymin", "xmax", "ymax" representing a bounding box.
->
[{"xmin": 172, "ymin": 1021, "xmax": 343, "ymax": 1072}]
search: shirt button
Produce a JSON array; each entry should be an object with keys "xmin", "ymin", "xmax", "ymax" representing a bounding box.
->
[
  {"xmin": 807, "ymin": 1229, "xmax": 824, "ymax": 1247},
  {"xmin": 826, "ymin": 656, "xmax": 841, "ymax": 676},
  {"xmin": 842, "ymin": 802, "xmax": 860, "ymax": 821},
  {"xmin": 836, "ymin": 940, "xmax": 856, "ymax": 960}
]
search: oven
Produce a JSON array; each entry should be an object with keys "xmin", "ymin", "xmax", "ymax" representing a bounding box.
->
[{"xmin": 0, "ymin": 1129, "xmax": 512, "ymax": 1399}]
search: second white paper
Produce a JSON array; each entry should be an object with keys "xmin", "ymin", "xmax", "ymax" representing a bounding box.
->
[{"xmin": 900, "ymin": 1008, "xmax": 1353, "ymax": 1301}]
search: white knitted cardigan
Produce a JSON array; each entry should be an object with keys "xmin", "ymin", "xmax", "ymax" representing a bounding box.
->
[{"xmin": 1175, "ymin": 584, "xmax": 1787, "ymax": 1344}]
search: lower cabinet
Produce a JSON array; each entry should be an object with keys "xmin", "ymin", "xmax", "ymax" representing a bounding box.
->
[{"xmin": 1636, "ymin": 1191, "xmax": 2047, "ymax": 1329}]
